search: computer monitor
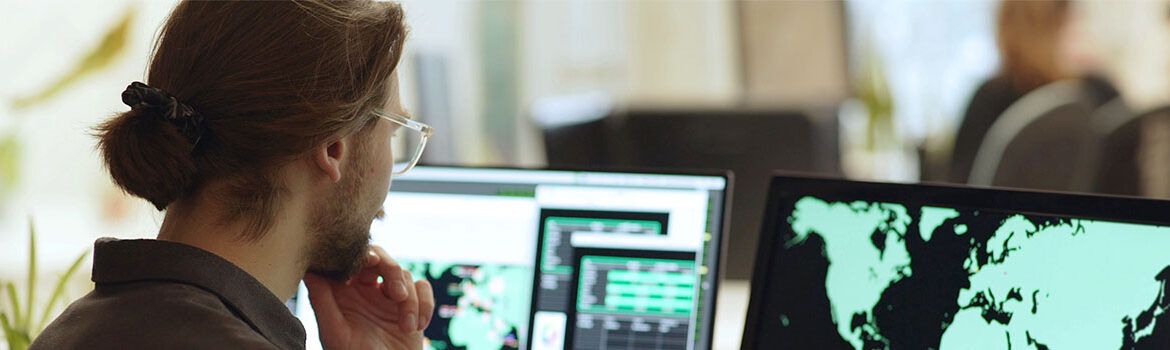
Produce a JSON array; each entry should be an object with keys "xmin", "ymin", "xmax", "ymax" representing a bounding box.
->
[
  {"xmin": 743, "ymin": 175, "xmax": 1170, "ymax": 349},
  {"xmin": 293, "ymin": 166, "xmax": 729, "ymax": 350},
  {"xmin": 525, "ymin": 169, "xmax": 730, "ymax": 350}
]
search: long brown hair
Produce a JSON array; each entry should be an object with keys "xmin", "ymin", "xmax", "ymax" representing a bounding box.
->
[
  {"xmin": 96, "ymin": 1, "xmax": 408, "ymax": 239},
  {"xmin": 997, "ymin": 0, "xmax": 1070, "ymax": 91}
]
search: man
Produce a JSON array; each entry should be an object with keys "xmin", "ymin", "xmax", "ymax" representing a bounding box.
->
[{"xmin": 31, "ymin": 1, "xmax": 433, "ymax": 349}]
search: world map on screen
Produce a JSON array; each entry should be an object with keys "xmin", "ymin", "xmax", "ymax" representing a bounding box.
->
[
  {"xmin": 402, "ymin": 262, "xmax": 532, "ymax": 350},
  {"xmin": 765, "ymin": 196, "xmax": 1170, "ymax": 349}
]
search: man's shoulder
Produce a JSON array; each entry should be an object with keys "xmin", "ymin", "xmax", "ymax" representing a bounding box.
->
[{"xmin": 32, "ymin": 281, "xmax": 280, "ymax": 350}]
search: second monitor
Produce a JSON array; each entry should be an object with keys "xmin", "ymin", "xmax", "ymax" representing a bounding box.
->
[{"xmin": 743, "ymin": 175, "xmax": 1170, "ymax": 349}]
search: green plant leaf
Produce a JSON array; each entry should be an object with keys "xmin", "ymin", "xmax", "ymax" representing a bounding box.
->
[
  {"xmin": 0, "ymin": 134, "xmax": 19, "ymax": 196},
  {"xmin": 2, "ymin": 312, "xmax": 21, "ymax": 350},
  {"xmin": 1, "ymin": 312, "xmax": 12, "ymax": 344},
  {"xmin": 1, "ymin": 311, "xmax": 30, "ymax": 350},
  {"xmin": 35, "ymin": 250, "xmax": 88, "ymax": 333},
  {"xmin": 4, "ymin": 282, "xmax": 22, "ymax": 331},
  {"xmin": 10, "ymin": 8, "xmax": 135, "ymax": 110},
  {"xmin": 25, "ymin": 217, "xmax": 36, "ymax": 335}
]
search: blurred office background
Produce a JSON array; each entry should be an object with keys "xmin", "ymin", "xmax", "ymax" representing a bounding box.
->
[{"xmin": 2, "ymin": 0, "xmax": 1170, "ymax": 347}]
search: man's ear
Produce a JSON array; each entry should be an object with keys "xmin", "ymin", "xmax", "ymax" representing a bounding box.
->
[{"xmin": 312, "ymin": 138, "xmax": 347, "ymax": 183}]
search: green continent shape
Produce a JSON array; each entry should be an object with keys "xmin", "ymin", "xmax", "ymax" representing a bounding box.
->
[
  {"xmin": 429, "ymin": 262, "xmax": 457, "ymax": 279},
  {"xmin": 789, "ymin": 196, "xmax": 912, "ymax": 348},
  {"xmin": 919, "ymin": 206, "xmax": 960, "ymax": 242},
  {"xmin": 446, "ymin": 265, "xmax": 532, "ymax": 349},
  {"xmin": 449, "ymin": 306, "xmax": 501, "ymax": 350},
  {"xmin": 941, "ymin": 219, "xmax": 1170, "ymax": 349}
]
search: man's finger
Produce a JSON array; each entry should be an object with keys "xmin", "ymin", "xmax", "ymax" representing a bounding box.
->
[
  {"xmin": 355, "ymin": 250, "xmax": 383, "ymax": 285},
  {"xmin": 356, "ymin": 269, "xmax": 379, "ymax": 285},
  {"xmin": 397, "ymin": 269, "xmax": 420, "ymax": 334},
  {"xmin": 364, "ymin": 250, "xmax": 380, "ymax": 268},
  {"xmin": 371, "ymin": 245, "xmax": 409, "ymax": 301},
  {"xmin": 415, "ymin": 280, "xmax": 435, "ymax": 331}
]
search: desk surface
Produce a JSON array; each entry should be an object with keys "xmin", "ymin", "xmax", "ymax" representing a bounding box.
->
[{"xmin": 713, "ymin": 280, "xmax": 749, "ymax": 350}]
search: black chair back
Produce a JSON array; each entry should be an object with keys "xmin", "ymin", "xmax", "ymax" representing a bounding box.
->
[
  {"xmin": 992, "ymin": 103, "xmax": 1096, "ymax": 191},
  {"xmin": 1093, "ymin": 105, "xmax": 1170, "ymax": 197},
  {"xmin": 969, "ymin": 81, "xmax": 1098, "ymax": 192},
  {"xmin": 542, "ymin": 118, "xmax": 612, "ymax": 168}
]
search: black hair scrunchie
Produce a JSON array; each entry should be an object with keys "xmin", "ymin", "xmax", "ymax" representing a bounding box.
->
[{"xmin": 121, "ymin": 81, "xmax": 206, "ymax": 149}]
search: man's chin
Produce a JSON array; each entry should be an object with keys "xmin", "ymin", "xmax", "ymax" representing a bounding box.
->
[
  {"xmin": 306, "ymin": 267, "xmax": 352, "ymax": 282},
  {"xmin": 307, "ymin": 240, "xmax": 370, "ymax": 282}
]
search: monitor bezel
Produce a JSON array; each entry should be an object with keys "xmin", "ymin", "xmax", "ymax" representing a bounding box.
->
[{"xmin": 741, "ymin": 173, "xmax": 1170, "ymax": 349}]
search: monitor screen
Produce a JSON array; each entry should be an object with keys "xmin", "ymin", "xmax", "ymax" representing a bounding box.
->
[
  {"xmin": 743, "ymin": 175, "xmax": 1170, "ymax": 350},
  {"xmin": 526, "ymin": 172, "xmax": 728, "ymax": 350},
  {"xmin": 293, "ymin": 166, "xmax": 728, "ymax": 350}
]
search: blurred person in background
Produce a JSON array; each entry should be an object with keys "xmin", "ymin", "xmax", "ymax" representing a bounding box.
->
[
  {"xmin": 30, "ymin": 1, "xmax": 434, "ymax": 349},
  {"xmin": 948, "ymin": 0, "xmax": 1119, "ymax": 184}
]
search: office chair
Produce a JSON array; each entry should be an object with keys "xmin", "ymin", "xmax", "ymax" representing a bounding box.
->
[
  {"xmin": 534, "ymin": 93, "xmax": 617, "ymax": 168},
  {"xmin": 542, "ymin": 117, "xmax": 613, "ymax": 168},
  {"xmin": 1093, "ymin": 105, "xmax": 1170, "ymax": 197},
  {"xmin": 969, "ymin": 80, "xmax": 1098, "ymax": 192}
]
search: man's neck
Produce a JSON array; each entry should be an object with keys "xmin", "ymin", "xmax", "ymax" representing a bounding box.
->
[{"xmin": 156, "ymin": 191, "xmax": 311, "ymax": 302}]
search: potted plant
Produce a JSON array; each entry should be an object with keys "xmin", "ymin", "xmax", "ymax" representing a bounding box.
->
[{"xmin": 1, "ymin": 219, "xmax": 89, "ymax": 350}]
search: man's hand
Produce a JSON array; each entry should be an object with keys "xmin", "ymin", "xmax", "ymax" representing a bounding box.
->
[{"xmin": 305, "ymin": 246, "xmax": 435, "ymax": 350}]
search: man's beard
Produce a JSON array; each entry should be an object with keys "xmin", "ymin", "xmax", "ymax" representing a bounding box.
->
[{"xmin": 305, "ymin": 153, "xmax": 379, "ymax": 281}]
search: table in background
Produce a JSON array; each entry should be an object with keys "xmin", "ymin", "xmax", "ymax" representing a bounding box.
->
[{"xmin": 713, "ymin": 280, "xmax": 749, "ymax": 350}]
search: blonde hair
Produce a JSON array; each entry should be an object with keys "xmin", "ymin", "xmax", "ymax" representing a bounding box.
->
[{"xmin": 996, "ymin": 0, "xmax": 1070, "ymax": 91}]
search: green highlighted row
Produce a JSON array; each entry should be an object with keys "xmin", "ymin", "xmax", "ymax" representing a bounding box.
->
[
  {"xmin": 578, "ymin": 297, "xmax": 695, "ymax": 317},
  {"xmin": 583, "ymin": 256, "xmax": 695, "ymax": 269},
  {"xmin": 495, "ymin": 188, "xmax": 536, "ymax": 198},
  {"xmin": 607, "ymin": 271, "xmax": 695, "ymax": 286},
  {"xmin": 543, "ymin": 266, "xmax": 572, "ymax": 275},
  {"xmin": 545, "ymin": 217, "xmax": 663, "ymax": 235},
  {"xmin": 604, "ymin": 296, "xmax": 694, "ymax": 312},
  {"xmin": 605, "ymin": 283, "xmax": 696, "ymax": 299}
]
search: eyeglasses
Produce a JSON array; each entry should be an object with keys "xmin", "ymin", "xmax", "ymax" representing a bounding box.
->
[{"xmin": 373, "ymin": 110, "xmax": 434, "ymax": 177}]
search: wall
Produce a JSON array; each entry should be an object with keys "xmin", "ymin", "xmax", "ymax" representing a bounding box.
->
[
  {"xmin": 739, "ymin": 1, "xmax": 850, "ymax": 108},
  {"xmin": 1080, "ymin": 0, "xmax": 1170, "ymax": 112},
  {"xmin": 0, "ymin": 0, "xmax": 180, "ymax": 278}
]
